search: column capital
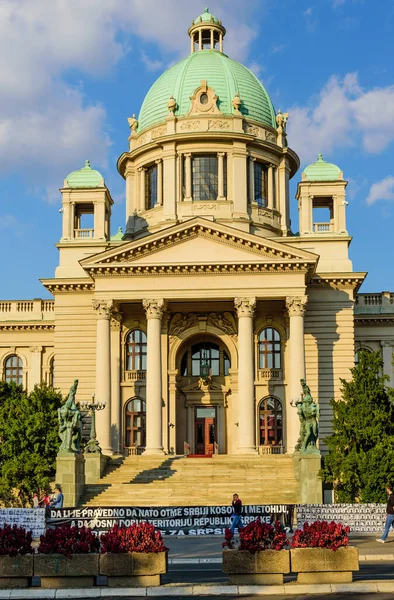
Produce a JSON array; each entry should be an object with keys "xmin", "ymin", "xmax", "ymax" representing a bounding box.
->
[
  {"xmin": 155, "ymin": 158, "xmax": 162, "ymax": 165},
  {"xmin": 234, "ymin": 297, "xmax": 256, "ymax": 318},
  {"xmin": 184, "ymin": 152, "xmax": 192, "ymax": 158},
  {"xmin": 143, "ymin": 299, "xmax": 165, "ymax": 320},
  {"xmin": 286, "ymin": 296, "xmax": 308, "ymax": 317},
  {"xmin": 381, "ymin": 340, "xmax": 394, "ymax": 347},
  {"xmin": 92, "ymin": 299, "xmax": 114, "ymax": 319},
  {"xmin": 110, "ymin": 311, "xmax": 122, "ymax": 331},
  {"xmin": 217, "ymin": 152, "xmax": 226, "ymax": 158},
  {"xmin": 29, "ymin": 345, "xmax": 43, "ymax": 353},
  {"xmin": 137, "ymin": 166, "xmax": 146, "ymax": 172}
]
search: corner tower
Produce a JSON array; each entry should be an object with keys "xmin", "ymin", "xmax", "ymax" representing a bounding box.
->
[{"xmin": 117, "ymin": 8, "xmax": 300, "ymax": 239}]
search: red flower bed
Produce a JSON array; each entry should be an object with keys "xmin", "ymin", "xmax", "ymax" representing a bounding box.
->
[
  {"xmin": 0, "ymin": 524, "xmax": 33, "ymax": 557},
  {"xmin": 100, "ymin": 522, "xmax": 167, "ymax": 554},
  {"xmin": 291, "ymin": 521, "xmax": 350, "ymax": 551},
  {"xmin": 38, "ymin": 525, "xmax": 100, "ymax": 558},
  {"xmin": 223, "ymin": 519, "xmax": 288, "ymax": 554}
]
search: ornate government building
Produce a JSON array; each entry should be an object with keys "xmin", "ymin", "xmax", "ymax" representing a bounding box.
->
[{"xmin": 1, "ymin": 9, "xmax": 393, "ymax": 458}]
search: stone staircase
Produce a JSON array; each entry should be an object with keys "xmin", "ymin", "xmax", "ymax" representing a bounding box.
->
[{"xmin": 79, "ymin": 455, "xmax": 300, "ymax": 507}]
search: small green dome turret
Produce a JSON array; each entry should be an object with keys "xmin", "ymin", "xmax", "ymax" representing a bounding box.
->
[
  {"xmin": 66, "ymin": 160, "xmax": 104, "ymax": 188},
  {"xmin": 303, "ymin": 154, "xmax": 342, "ymax": 182},
  {"xmin": 193, "ymin": 7, "xmax": 221, "ymax": 24}
]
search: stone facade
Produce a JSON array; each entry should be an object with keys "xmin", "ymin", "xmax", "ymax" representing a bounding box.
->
[{"xmin": 0, "ymin": 10, "xmax": 393, "ymax": 459}]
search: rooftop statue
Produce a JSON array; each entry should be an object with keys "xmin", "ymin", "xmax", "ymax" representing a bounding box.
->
[
  {"xmin": 275, "ymin": 109, "xmax": 289, "ymax": 133},
  {"xmin": 58, "ymin": 379, "xmax": 82, "ymax": 454},
  {"xmin": 294, "ymin": 378, "xmax": 320, "ymax": 454}
]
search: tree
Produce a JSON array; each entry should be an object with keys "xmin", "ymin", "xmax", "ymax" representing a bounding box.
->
[
  {"xmin": 321, "ymin": 350, "xmax": 394, "ymax": 503},
  {"xmin": 0, "ymin": 382, "xmax": 62, "ymax": 507}
]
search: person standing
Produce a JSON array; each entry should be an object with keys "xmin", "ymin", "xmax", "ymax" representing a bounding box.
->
[
  {"xmin": 50, "ymin": 484, "xmax": 64, "ymax": 509},
  {"xmin": 376, "ymin": 484, "xmax": 394, "ymax": 543},
  {"xmin": 231, "ymin": 493, "xmax": 244, "ymax": 534}
]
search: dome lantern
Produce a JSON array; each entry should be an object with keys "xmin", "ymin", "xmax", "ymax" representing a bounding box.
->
[{"xmin": 188, "ymin": 7, "xmax": 226, "ymax": 53}]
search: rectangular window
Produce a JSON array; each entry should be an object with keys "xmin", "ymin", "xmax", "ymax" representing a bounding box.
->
[
  {"xmin": 192, "ymin": 155, "xmax": 218, "ymax": 201},
  {"xmin": 254, "ymin": 162, "xmax": 268, "ymax": 207},
  {"xmin": 145, "ymin": 165, "xmax": 158, "ymax": 209}
]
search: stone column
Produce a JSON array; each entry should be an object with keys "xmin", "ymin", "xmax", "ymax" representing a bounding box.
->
[
  {"xmin": 278, "ymin": 158, "xmax": 291, "ymax": 234},
  {"xmin": 198, "ymin": 29, "xmax": 202, "ymax": 50},
  {"xmin": 217, "ymin": 152, "xmax": 226, "ymax": 200},
  {"xmin": 92, "ymin": 300, "xmax": 113, "ymax": 455},
  {"xmin": 29, "ymin": 346, "xmax": 42, "ymax": 392},
  {"xmin": 286, "ymin": 296, "xmax": 308, "ymax": 454},
  {"xmin": 210, "ymin": 29, "xmax": 214, "ymax": 49},
  {"xmin": 248, "ymin": 157, "xmax": 255, "ymax": 203},
  {"xmin": 155, "ymin": 159, "xmax": 163, "ymax": 206},
  {"xmin": 235, "ymin": 297, "xmax": 257, "ymax": 454},
  {"xmin": 142, "ymin": 299, "xmax": 165, "ymax": 455},
  {"xmin": 267, "ymin": 165, "xmax": 274, "ymax": 209},
  {"xmin": 184, "ymin": 153, "xmax": 192, "ymax": 201},
  {"xmin": 381, "ymin": 340, "xmax": 394, "ymax": 388},
  {"xmin": 70, "ymin": 202, "xmax": 75, "ymax": 239},
  {"xmin": 138, "ymin": 167, "xmax": 146, "ymax": 212},
  {"xmin": 110, "ymin": 312, "xmax": 122, "ymax": 453},
  {"xmin": 219, "ymin": 34, "xmax": 223, "ymax": 53}
]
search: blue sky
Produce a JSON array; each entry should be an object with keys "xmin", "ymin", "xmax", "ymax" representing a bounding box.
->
[{"xmin": 1, "ymin": 0, "xmax": 394, "ymax": 299}]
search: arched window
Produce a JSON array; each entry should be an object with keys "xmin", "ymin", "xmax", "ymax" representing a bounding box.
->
[
  {"xmin": 49, "ymin": 357, "xmax": 55, "ymax": 388},
  {"xmin": 5, "ymin": 355, "xmax": 23, "ymax": 385},
  {"xmin": 126, "ymin": 330, "xmax": 147, "ymax": 371},
  {"xmin": 253, "ymin": 161, "xmax": 268, "ymax": 207},
  {"xmin": 145, "ymin": 164, "xmax": 158, "ymax": 209},
  {"xmin": 259, "ymin": 397, "xmax": 282, "ymax": 447},
  {"xmin": 191, "ymin": 342, "xmax": 220, "ymax": 376},
  {"xmin": 355, "ymin": 347, "xmax": 371, "ymax": 366},
  {"xmin": 125, "ymin": 398, "xmax": 146, "ymax": 448},
  {"xmin": 258, "ymin": 327, "xmax": 281, "ymax": 369}
]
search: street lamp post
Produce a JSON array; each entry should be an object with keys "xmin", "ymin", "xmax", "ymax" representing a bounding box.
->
[{"xmin": 80, "ymin": 393, "xmax": 106, "ymax": 454}]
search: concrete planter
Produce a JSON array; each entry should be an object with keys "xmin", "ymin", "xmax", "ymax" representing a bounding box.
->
[
  {"xmin": 0, "ymin": 555, "xmax": 33, "ymax": 588},
  {"xmin": 290, "ymin": 547, "xmax": 359, "ymax": 583},
  {"xmin": 34, "ymin": 553, "xmax": 99, "ymax": 588},
  {"xmin": 222, "ymin": 549, "xmax": 290, "ymax": 585},
  {"xmin": 100, "ymin": 551, "xmax": 168, "ymax": 587}
]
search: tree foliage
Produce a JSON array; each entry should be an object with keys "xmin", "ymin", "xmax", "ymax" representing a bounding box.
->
[
  {"xmin": 0, "ymin": 382, "xmax": 62, "ymax": 507},
  {"xmin": 321, "ymin": 351, "xmax": 394, "ymax": 503}
]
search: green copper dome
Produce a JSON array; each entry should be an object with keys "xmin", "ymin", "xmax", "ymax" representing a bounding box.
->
[
  {"xmin": 66, "ymin": 160, "xmax": 103, "ymax": 188},
  {"xmin": 138, "ymin": 50, "xmax": 276, "ymax": 132},
  {"xmin": 303, "ymin": 154, "xmax": 342, "ymax": 181},
  {"xmin": 194, "ymin": 7, "xmax": 220, "ymax": 24}
]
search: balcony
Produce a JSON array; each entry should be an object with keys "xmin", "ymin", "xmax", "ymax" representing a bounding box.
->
[
  {"xmin": 74, "ymin": 228, "xmax": 94, "ymax": 239},
  {"xmin": 124, "ymin": 370, "xmax": 146, "ymax": 382},
  {"xmin": 257, "ymin": 368, "xmax": 283, "ymax": 382},
  {"xmin": 355, "ymin": 292, "xmax": 394, "ymax": 315},
  {"xmin": 0, "ymin": 299, "xmax": 55, "ymax": 322},
  {"xmin": 313, "ymin": 222, "xmax": 333, "ymax": 233}
]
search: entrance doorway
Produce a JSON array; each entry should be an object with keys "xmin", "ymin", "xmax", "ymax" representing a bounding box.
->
[{"xmin": 195, "ymin": 407, "xmax": 216, "ymax": 455}]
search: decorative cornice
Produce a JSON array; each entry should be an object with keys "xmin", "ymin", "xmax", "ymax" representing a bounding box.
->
[
  {"xmin": 41, "ymin": 279, "xmax": 94, "ymax": 294},
  {"xmin": 355, "ymin": 316, "xmax": 394, "ymax": 326},
  {"xmin": 309, "ymin": 273, "xmax": 366, "ymax": 292},
  {"xmin": 85, "ymin": 263, "xmax": 310, "ymax": 278},
  {"xmin": 142, "ymin": 299, "xmax": 164, "ymax": 320},
  {"xmin": 286, "ymin": 296, "xmax": 308, "ymax": 317},
  {"xmin": 0, "ymin": 323, "xmax": 54, "ymax": 331},
  {"xmin": 234, "ymin": 297, "xmax": 256, "ymax": 318}
]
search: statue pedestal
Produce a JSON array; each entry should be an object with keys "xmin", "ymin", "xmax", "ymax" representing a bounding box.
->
[
  {"xmin": 293, "ymin": 452, "xmax": 323, "ymax": 504},
  {"xmin": 85, "ymin": 453, "xmax": 108, "ymax": 484},
  {"xmin": 56, "ymin": 453, "xmax": 85, "ymax": 507}
]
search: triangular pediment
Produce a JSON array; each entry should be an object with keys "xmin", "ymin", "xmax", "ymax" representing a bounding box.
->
[{"xmin": 80, "ymin": 218, "xmax": 318, "ymax": 276}]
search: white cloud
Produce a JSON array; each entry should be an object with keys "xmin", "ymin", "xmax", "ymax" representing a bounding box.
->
[
  {"xmin": 247, "ymin": 61, "xmax": 265, "ymax": 78},
  {"xmin": 366, "ymin": 176, "xmax": 394, "ymax": 205},
  {"xmin": 0, "ymin": 0, "xmax": 261, "ymax": 195},
  {"xmin": 287, "ymin": 73, "xmax": 394, "ymax": 163}
]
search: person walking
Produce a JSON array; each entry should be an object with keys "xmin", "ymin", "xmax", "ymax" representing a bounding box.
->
[
  {"xmin": 376, "ymin": 484, "xmax": 394, "ymax": 543},
  {"xmin": 230, "ymin": 493, "xmax": 244, "ymax": 534}
]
